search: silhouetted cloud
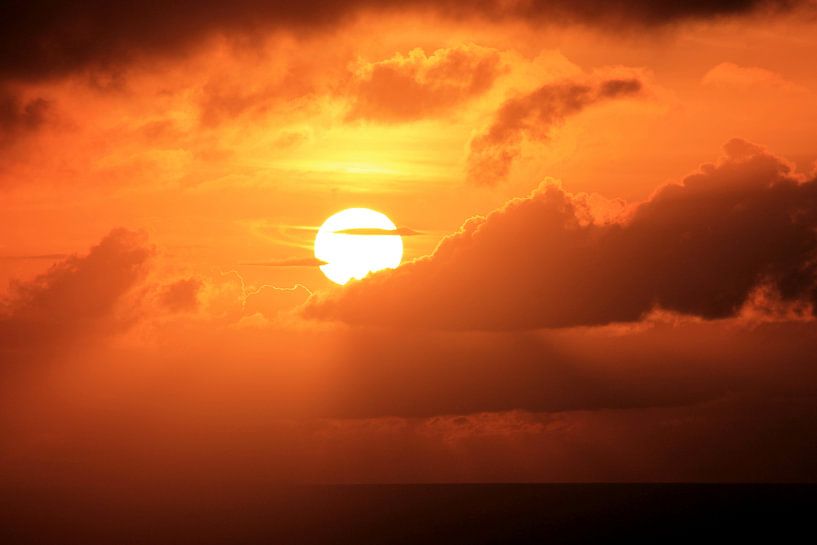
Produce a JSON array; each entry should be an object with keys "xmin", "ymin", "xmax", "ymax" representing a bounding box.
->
[
  {"xmin": 0, "ymin": 229, "xmax": 152, "ymax": 352},
  {"xmin": 3, "ymin": 229, "xmax": 817, "ymax": 487},
  {"xmin": 307, "ymin": 139, "xmax": 817, "ymax": 329},
  {"xmin": 467, "ymin": 77, "xmax": 643, "ymax": 185}
]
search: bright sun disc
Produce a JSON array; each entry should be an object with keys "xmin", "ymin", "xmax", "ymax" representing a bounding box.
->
[{"xmin": 314, "ymin": 208, "xmax": 403, "ymax": 285}]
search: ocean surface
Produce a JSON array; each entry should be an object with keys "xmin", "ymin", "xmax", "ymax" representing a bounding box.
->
[{"xmin": 2, "ymin": 483, "xmax": 813, "ymax": 544}]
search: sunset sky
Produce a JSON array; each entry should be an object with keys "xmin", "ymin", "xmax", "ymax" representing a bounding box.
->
[{"xmin": 3, "ymin": 0, "xmax": 817, "ymax": 491}]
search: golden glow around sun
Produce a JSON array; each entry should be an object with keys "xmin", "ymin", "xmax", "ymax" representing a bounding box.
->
[{"xmin": 314, "ymin": 208, "xmax": 404, "ymax": 285}]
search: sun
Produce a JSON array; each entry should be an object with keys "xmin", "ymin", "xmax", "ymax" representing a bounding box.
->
[{"xmin": 314, "ymin": 208, "xmax": 403, "ymax": 285}]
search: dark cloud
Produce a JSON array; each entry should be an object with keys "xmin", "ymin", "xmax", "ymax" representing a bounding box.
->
[
  {"xmin": 344, "ymin": 45, "xmax": 504, "ymax": 122},
  {"xmin": 307, "ymin": 139, "xmax": 817, "ymax": 330},
  {"xmin": 0, "ymin": 89, "xmax": 51, "ymax": 146},
  {"xmin": 467, "ymin": 77, "xmax": 643, "ymax": 185},
  {"xmin": 0, "ymin": 1, "xmax": 803, "ymax": 83},
  {"xmin": 159, "ymin": 277, "xmax": 203, "ymax": 312},
  {"xmin": 0, "ymin": 229, "xmax": 152, "ymax": 353}
]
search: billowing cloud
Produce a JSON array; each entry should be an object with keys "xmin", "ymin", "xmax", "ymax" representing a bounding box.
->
[
  {"xmin": 3, "ymin": 220, "xmax": 812, "ymax": 423},
  {"xmin": 0, "ymin": 1, "xmax": 803, "ymax": 84},
  {"xmin": 467, "ymin": 77, "xmax": 643, "ymax": 185},
  {"xmin": 0, "ymin": 229, "xmax": 152, "ymax": 354},
  {"xmin": 345, "ymin": 45, "xmax": 504, "ymax": 122},
  {"xmin": 307, "ymin": 139, "xmax": 817, "ymax": 330}
]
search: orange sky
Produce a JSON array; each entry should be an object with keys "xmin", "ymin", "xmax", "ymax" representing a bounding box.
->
[{"xmin": 2, "ymin": 1, "xmax": 817, "ymax": 489}]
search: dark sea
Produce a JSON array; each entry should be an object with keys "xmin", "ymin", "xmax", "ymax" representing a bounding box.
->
[{"xmin": 2, "ymin": 484, "xmax": 814, "ymax": 544}]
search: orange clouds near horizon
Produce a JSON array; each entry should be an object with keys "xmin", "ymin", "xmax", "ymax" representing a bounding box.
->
[{"xmin": 3, "ymin": 0, "xmax": 817, "ymax": 506}]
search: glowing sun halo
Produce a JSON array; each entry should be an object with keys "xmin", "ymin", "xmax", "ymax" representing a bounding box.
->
[{"xmin": 314, "ymin": 208, "xmax": 403, "ymax": 285}]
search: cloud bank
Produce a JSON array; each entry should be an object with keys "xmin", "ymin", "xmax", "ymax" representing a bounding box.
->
[
  {"xmin": 0, "ymin": 1, "xmax": 802, "ymax": 83},
  {"xmin": 307, "ymin": 139, "xmax": 817, "ymax": 330},
  {"xmin": 2, "ymin": 222, "xmax": 817, "ymax": 487}
]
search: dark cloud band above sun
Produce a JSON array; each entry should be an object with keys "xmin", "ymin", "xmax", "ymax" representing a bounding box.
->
[
  {"xmin": 0, "ymin": 1, "xmax": 806, "ymax": 83},
  {"xmin": 306, "ymin": 139, "xmax": 817, "ymax": 330},
  {"xmin": 467, "ymin": 76, "xmax": 644, "ymax": 185}
]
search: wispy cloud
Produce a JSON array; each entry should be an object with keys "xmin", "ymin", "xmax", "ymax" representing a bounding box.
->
[
  {"xmin": 0, "ymin": 253, "xmax": 69, "ymax": 260},
  {"xmin": 333, "ymin": 227, "xmax": 422, "ymax": 236},
  {"xmin": 240, "ymin": 257, "xmax": 327, "ymax": 267}
]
